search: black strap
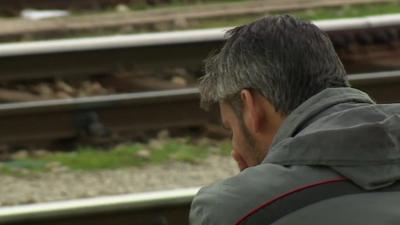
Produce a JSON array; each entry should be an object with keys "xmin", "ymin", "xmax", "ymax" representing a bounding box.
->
[{"xmin": 236, "ymin": 179, "xmax": 400, "ymax": 225}]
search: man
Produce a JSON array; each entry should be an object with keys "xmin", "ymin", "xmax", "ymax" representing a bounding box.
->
[{"xmin": 190, "ymin": 15, "xmax": 400, "ymax": 225}]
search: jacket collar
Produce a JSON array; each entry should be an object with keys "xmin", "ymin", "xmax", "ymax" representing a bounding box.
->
[{"xmin": 270, "ymin": 87, "xmax": 375, "ymax": 148}]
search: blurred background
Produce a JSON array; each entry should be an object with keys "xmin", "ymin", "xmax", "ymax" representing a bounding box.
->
[{"xmin": 0, "ymin": 0, "xmax": 400, "ymax": 224}]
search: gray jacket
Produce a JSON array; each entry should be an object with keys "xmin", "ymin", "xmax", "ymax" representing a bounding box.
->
[{"xmin": 190, "ymin": 87, "xmax": 400, "ymax": 225}]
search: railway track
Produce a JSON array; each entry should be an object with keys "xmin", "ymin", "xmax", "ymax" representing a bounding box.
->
[
  {"xmin": 0, "ymin": 88, "xmax": 213, "ymax": 146},
  {"xmin": 0, "ymin": 0, "xmax": 393, "ymax": 40},
  {"xmin": 1, "ymin": 70, "xmax": 399, "ymax": 224},
  {"xmin": 0, "ymin": 70, "xmax": 399, "ymax": 146},
  {"xmin": 1, "ymin": 14, "xmax": 400, "ymax": 223},
  {"xmin": 0, "ymin": 0, "xmax": 387, "ymax": 13},
  {"xmin": 0, "ymin": 187, "xmax": 198, "ymax": 225},
  {"xmin": 1, "ymin": 14, "xmax": 400, "ymax": 82}
]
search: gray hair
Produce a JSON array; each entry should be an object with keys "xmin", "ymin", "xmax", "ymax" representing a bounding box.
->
[{"xmin": 199, "ymin": 15, "xmax": 349, "ymax": 115}]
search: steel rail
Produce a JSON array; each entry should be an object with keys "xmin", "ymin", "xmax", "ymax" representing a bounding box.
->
[
  {"xmin": 0, "ymin": 187, "xmax": 199, "ymax": 225},
  {"xmin": 0, "ymin": 71, "xmax": 399, "ymax": 145},
  {"xmin": 2, "ymin": 13, "xmax": 400, "ymax": 54},
  {"xmin": 0, "ymin": 87, "xmax": 214, "ymax": 144},
  {"xmin": 2, "ymin": 13, "xmax": 399, "ymax": 56},
  {"xmin": 0, "ymin": 14, "xmax": 400, "ymax": 81},
  {"xmin": 347, "ymin": 70, "xmax": 400, "ymax": 103}
]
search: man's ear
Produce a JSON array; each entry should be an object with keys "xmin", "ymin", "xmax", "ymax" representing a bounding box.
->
[{"xmin": 240, "ymin": 89, "xmax": 265, "ymax": 133}]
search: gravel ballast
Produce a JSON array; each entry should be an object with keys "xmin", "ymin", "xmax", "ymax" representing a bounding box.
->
[{"xmin": 0, "ymin": 155, "xmax": 238, "ymax": 206}]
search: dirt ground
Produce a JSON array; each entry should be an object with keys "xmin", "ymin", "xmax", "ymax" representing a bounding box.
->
[{"xmin": 0, "ymin": 155, "xmax": 238, "ymax": 206}]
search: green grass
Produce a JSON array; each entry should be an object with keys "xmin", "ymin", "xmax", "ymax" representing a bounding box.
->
[
  {"xmin": 41, "ymin": 144, "xmax": 144, "ymax": 170},
  {"xmin": 0, "ymin": 137, "xmax": 232, "ymax": 175},
  {"xmin": 3, "ymin": 2, "xmax": 400, "ymax": 43},
  {"xmin": 294, "ymin": 2, "xmax": 400, "ymax": 20},
  {"xmin": 77, "ymin": 0, "xmax": 399, "ymax": 18},
  {"xmin": 75, "ymin": 2, "xmax": 400, "ymax": 41},
  {"xmin": 70, "ymin": 0, "xmax": 248, "ymax": 15},
  {"xmin": 118, "ymin": 0, "xmax": 248, "ymax": 11},
  {"xmin": 0, "ymin": 159, "xmax": 48, "ymax": 176},
  {"xmin": 191, "ymin": 2, "xmax": 400, "ymax": 29}
]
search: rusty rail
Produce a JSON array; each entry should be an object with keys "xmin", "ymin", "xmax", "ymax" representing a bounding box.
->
[{"xmin": 0, "ymin": 88, "xmax": 213, "ymax": 145}]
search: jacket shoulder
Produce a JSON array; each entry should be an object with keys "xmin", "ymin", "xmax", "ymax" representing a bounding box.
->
[
  {"xmin": 272, "ymin": 191, "xmax": 400, "ymax": 225},
  {"xmin": 189, "ymin": 164, "xmax": 339, "ymax": 225}
]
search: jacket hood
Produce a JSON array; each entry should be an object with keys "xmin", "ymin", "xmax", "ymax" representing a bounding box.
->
[{"xmin": 265, "ymin": 88, "xmax": 400, "ymax": 190}]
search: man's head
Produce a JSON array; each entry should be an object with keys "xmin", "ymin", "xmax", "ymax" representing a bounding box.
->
[{"xmin": 199, "ymin": 15, "xmax": 349, "ymax": 170}]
